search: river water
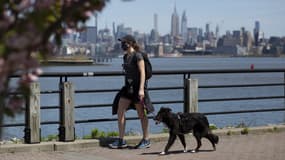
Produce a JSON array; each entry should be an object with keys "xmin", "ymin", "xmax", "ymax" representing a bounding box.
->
[{"xmin": 3, "ymin": 56, "xmax": 285, "ymax": 139}]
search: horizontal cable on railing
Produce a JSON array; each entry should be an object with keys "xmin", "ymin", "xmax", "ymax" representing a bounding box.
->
[
  {"xmin": 199, "ymin": 96, "xmax": 285, "ymax": 102},
  {"xmin": 41, "ymin": 106, "xmax": 59, "ymax": 109},
  {"xmin": 41, "ymin": 121, "xmax": 59, "ymax": 125},
  {"xmin": 74, "ymin": 86, "xmax": 184, "ymax": 94},
  {"xmin": 2, "ymin": 107, "xmax": 285, "ymax": 128},
  {"xmin": 41, "ymin": 90, "xmax": 60, "ymax": 94},
  {"xmin": 75, "ymin": 104, "xmax": 111, "ymax": 108},
  {"xmin": 148, "ymin": 86, "xmax": 184, "ymax": 90},
  {"xmin": 204, "ymin": 108, "xmax": 285, "ymax": 115},
  {"xmin": 200, "ymin": 83, "xmax": 285, "ymax": 89},
  {"xmin": 152, "ymin": 100, "xmax": 183, "ymax": 104},
  {"xmin": 9, "ymin": 68, "xmax": 285, "ymax": 78},
  {"xmin": 0, "ymin": 121, "xmax": 60, "ymax": 127},
  {"xmin": 75, "ymin": 117, "xmax": 149, "ymax": 123},
  {"xmin": 75, "ymin": 89, "xmax": 120, "ymax": 93},
  {"xmin": 0, "ymin": 123, "xmax": 25, "ymax": 127},
  {"xmin": 40, "ymin": 100, "xmax": 185, "ymax": 110}
]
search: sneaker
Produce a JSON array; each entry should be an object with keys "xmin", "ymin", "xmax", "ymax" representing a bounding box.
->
[
  {"xmin": 135, "ymin": 139, "xmax": 151, "ymax": 149},
  {"xmin": 108, "ymin": 139, "xmax": 128, "ymax": 149}
]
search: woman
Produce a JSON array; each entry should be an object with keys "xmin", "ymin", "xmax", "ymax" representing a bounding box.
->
[{"xmin": 109, "ymin": 35, "xmax": 153, "ymax": 149}]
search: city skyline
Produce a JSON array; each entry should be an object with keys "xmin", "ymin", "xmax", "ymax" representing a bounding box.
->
[{"xmin": 88, "ymin": 0, "xmax": 285, "ymax": 38}]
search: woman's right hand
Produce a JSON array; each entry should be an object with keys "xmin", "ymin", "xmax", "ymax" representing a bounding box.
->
[{"xmin": 138, "ymin": 88, "xmax": 145, "ymax": 101}]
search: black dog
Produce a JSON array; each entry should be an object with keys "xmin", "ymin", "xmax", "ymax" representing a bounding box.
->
[{"xmin": 153, "ymin": 107, "xmax": 219, "ymax": 155}]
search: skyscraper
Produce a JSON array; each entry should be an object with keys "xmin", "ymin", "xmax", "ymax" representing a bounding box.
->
[
  {"xmin": 215, "ymin": 24, "xmax": 219, "ymax": 38},
  {"xmin": 171, "ymin": 3, "xmax": 179, "ymax": 37},
  {"xmin": 205, "ymin": 23, "xmax": 210, "ymax": 40},
  {"xmin": 154, "ymin": 13, "xmax": 158, "ymax": 33},
  {"xmin": 181, "ymin": 10, "xmax": 188, "ymax": 43},
  {"xmin": 253, "ymin": 21, "xmax": 260, "ymax": 46},
  {"xmin": 153, "ymin": 13, "xmax": 159, "ymax": 42},
  {"xmin": 94, "ymin": 13, "xmax": 98, "ymax": 44}
]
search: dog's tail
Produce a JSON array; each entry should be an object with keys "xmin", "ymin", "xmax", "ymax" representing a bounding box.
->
[{"xmin": 208, "ymin": 133, "xmax": 219, "ymax": 144}]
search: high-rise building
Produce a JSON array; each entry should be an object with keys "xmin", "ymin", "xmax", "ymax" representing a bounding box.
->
[
  {"xmin": 79, "ymin": 26, "xmax": 97, "ymax": 44},
  {"xmin": 171, "ymin": 3, "xmax": 179, "ymax": 37},
  {"xmin": 240, "ymin": 27, "xmax": 246, "ymax": 47},
  {"xmin": 215, "ymin": 24, "xmax": 219, "ymax": 38},
  {"xmin": 153, "ymin": 13, "xmax": 159, "ymax": 42},
  {"xmin": 205, "ymin": 23, "xmax": 210, "ymax": 40},
  {"xmin": 154, "ymin": 13, "xmax": 158, "ymax": 33},
  {"xmin": 181, "ymin": 10, "xmax": 188, "ymax": 43},
  {"xmin": 187, "ymin": 27, "xmax": 198, "ymax": 45},
  {"xmin": 253, "ymin": 21, "xmax": 260, "ymax": 46},
  {"xmin": 112, "ymin": 22, "xmax": 116, "ymax": 41},
  {"xmin": 94, "ymin": 13, "xmax": 98, "ymax": 44}
]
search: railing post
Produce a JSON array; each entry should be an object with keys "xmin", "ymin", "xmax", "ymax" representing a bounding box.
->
[
  {"xmin": 24, "ymin": 82, "xmax": 41, "ymax": 144},
  {"xmin": 184, "ymin": 79, "xmax": 198, "ymax": 113},
  {"xmin": 283, "ymin": 72, "xmax": 285, "ymax": 105},
  {"xmin": 58, "ymin": 81, "xmax": 75, "ymax": 142}
]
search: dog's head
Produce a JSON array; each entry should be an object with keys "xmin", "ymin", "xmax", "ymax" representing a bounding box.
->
[{"xmin": 153, "ymin": 107, "xmax": 172, "ymax": 125}]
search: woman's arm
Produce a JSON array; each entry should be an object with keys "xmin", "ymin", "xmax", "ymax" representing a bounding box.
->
[{"xmin": 137, "ymin": 59, "xmax": 145, "ymax": 100}]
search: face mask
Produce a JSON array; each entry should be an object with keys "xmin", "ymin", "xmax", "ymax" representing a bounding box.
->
[{"xmin": 121, "ymin": 42, "xmax": 129, "ymax": 51}]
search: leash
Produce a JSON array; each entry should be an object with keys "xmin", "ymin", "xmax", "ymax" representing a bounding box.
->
[{"xmin": 140, "ymin": 99, "xmax": 155, "ymax": 117}]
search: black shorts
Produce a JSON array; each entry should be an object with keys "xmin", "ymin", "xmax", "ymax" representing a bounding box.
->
[
  {"xmin": 112, "ymin": 86, "xmax": 154, "ymax": 115},
  {"xmin": 120, "ymin": 86, "xmax": 140, "ymax": 103}
]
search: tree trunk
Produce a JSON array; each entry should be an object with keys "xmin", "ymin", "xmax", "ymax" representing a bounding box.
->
[
  {"xmin": 0, "ymin": 92, "xmax": 8, "ymax": 140},
  {"xmin": 0, "ymin": 99, "xmax": 4, "ymax": 139}
]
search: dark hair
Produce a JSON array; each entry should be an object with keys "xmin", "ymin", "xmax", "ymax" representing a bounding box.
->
[
  {"xmin": 118, "ymin": 35, "xmax": 140, "ymax": 52},
  {"xmin": 132, "ymin": 42, "xmax": 140, "ymax": 52}
]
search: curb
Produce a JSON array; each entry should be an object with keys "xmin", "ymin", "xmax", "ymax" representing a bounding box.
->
[{"xmin": 1, "ymin": 124, "xmax": 285, "ymax": 153}]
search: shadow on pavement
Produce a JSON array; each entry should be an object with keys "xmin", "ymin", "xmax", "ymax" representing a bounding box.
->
[{"xmin": 141, "ymin": 149, "xmax": 214, "ymax": 155}]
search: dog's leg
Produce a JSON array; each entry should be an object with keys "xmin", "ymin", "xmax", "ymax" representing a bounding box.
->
[
  {"xmin": 178, "ymin": 134, "xmax": 187, "ymax": 153},
  {"xmin": 161, "ymin": 133, "xmax": 177, "ymax": 155},
  {"xmin": 193, "ymin": 132, "xmax": 202, "ymax": 153}
]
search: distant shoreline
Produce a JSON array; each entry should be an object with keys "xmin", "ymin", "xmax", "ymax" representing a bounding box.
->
[
  {"xmin": 41, "ymin": 54, "xmax": 285, "ymax": 66},
  {"xmin": 40, "ymin": 55, "xmax": 105, "ymax": 66},
  {"xmin": 153, "ymin": 54, "xmax": 284, "ymax": 59},
  {"xmin": 187, "ymin": 53, "xmax": 283, "ymax": 57}
]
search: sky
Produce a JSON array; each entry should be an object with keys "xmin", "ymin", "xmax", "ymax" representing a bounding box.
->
[{"xmin": 88, "ymin": 0, "xmax": 285, "ymax": 38}]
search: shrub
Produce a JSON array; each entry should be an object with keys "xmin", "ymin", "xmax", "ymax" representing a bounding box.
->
[
  {"xmin": 90, "ymin": 128, "xmax": 119, "ymax": 139},
  {"xmin": 41, "ymin": 134, "xmax": 58, "ymax": 142},
  {"xmin": 107, "ymin": 131, "xmax": 119, "ymax": 137},
  {"xmin": 209, "ymin": 124, "xmax": 218, "ymax": 130},
  {"xmin": 241, "ymin": 128, "xmax": 249, "ymax": 135},
  {"xmin": 226, "ymin": 130, "xmax": 232, "ymax": 136},
  {"xmin": 82, "ymin": 135, "xmax": 92, "ymax": 139}
]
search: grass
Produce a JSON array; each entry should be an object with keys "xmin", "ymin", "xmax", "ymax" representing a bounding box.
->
[
  {"xmin": 82, "ymin": 128, "xmax": 119, "ymax": 139},
  {"xmin": 41, "ymin": 134, "xmax": 58, "ymax": 142},
  {"xmin": 241, "ymin": 127, "xmax": 249, "ymax": 135}
]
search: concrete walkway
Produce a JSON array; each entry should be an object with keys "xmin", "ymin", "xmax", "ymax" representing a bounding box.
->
[{"xmin": 1, "ymin": 125, "xmax": 285, "ymax": 160}]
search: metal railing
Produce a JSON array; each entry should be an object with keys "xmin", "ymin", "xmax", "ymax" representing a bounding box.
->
[{"xmin": 2, "ymin": 68, "xmax": 285, "ymax": 142}]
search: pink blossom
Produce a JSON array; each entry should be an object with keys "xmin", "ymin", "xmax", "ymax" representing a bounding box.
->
[
  {"xmin": 32, "ymin": 68, "xmax": 43, "ymax": 76},
  {"xmin": 84, "ymin": 11, "xmax": 93, "ymax": 18},
  {"xmin": 17, "ymin": 0, "xmax": 32, "ymax": 11},
  {"xmin": 28, "ymin": 73, "xmax": 39, "ymax": 82},
  {"xmin": 65, "ymin": 28, "xmax": 74, "ymax": 34}
]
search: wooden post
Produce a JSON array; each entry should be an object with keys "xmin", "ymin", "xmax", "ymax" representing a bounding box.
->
[
  {"xmin": 184, "ymin": 79, "xmax": 198, "ymax": 113},
  {"xmin": 59, "ymin": 81, "xmax": 75, "ymax": 142},
  {"xmin": 24, "ymin": 82, "xmax": 41, "ymax": 144}
]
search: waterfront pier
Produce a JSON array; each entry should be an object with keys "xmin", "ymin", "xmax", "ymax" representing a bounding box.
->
[{"xmin": 1, "ymin": 69, "xmax": 285, "ymax": 144}]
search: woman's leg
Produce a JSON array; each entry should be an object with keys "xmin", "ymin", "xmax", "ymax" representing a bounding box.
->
[
  {"xmin": 117, "ymin": 97, "xmax": 131, "ymax": 139},
  {"xmin": 135, "ymin": 103, "xmax": 149, "ymax": 140}
]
